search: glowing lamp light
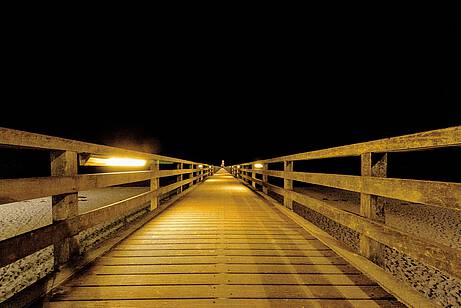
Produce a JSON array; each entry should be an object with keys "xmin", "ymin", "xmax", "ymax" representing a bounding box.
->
[
  {"xmin": 254, "ymin": 163, "xmax": 264, "ymax": 169},
  {"xmin": 198, "ymin": 164, "xmax": 203, "ymax": 168},
  {"xmin": 236, "ymin": 165, "xmax": 241, "ymax": 169},
  {"xmin": 85, "ymin": 157, "xmax": 147, "ymax": 167}
]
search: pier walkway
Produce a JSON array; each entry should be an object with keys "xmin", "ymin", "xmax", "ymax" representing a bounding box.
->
[{"xmin": 44, "ymin": 170, "xmax": 401, "ymax": 307}]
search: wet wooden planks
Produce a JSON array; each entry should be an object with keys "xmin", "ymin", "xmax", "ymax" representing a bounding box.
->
[{"xmin": 45, "ymin": 171, "xmax": 403, "ymax": 307}]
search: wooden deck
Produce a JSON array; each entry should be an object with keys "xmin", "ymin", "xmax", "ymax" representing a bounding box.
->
[{"xmin": 44, "ymin": 170, "xmax": 403, "ymax": 307}]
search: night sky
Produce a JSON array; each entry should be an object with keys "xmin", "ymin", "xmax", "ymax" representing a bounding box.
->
[{"xmin": 2, "ymin": 18, "xmax": 460, "ymax": 170}]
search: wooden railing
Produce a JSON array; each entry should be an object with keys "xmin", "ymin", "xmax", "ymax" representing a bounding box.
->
[
  {"xmin": 0, "ymin": 127, "xmax": 212, "ymax": 269},
  {"xmin": 231, "ymin": 126, "xmax": 461, "ymax": 280}
]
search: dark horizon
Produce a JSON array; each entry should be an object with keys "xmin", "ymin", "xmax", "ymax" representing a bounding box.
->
[{"xmin": 1, "ymin": 18, "xmax": 460, "ymax": 170}]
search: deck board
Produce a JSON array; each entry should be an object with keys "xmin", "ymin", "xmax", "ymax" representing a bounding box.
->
[{"xmin": 45, "ymin": 170, "xmax": 403, "ymax": 307}]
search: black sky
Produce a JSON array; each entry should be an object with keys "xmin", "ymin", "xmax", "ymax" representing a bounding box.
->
[{"xmin": 1, "ymin": 18, "xmax": 460, "ymax": 166}]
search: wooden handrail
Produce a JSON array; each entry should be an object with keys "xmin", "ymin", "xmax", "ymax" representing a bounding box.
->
[
  {"xmin": 0, "ymin": 127, "xmax": 197, "ymax": 164},
  {"xmin": 232, "ymin": 125, "xmax": 461, "ymax": 280},
  {"xmin": 238, "ymin": 125, "xmax": 461, "ymax": 164}
]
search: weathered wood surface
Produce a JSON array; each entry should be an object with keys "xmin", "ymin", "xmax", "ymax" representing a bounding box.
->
[
  {"xmin": 0, "ymin": 171, "xmax": 153, "ymax": 204},
  {"xmin": 289, "ymin": 190, "xmax": 461, "ymax": 279},
  {"xmin": 360, "ymin": 152, "xmax": 386, "ymax": 265},
  {"xmin": 0, "ymin": 174, "xmax": 206, "ymax": 267},
  {"xmin": 50, "ymin": 150, "xmax": 79, "ymax": 266},
  {"xmin": 245, "ymin": 169, "xmax": 461, "ymax": 211},
  {"xmin": 0, "ymin": 127, "xmax": 197, "ymax": 164},
  {"xmin": 44, "ymin": 171, "xmax": 402, "ymax": 307},
  {"xmin": 0, "ymin": 171, "xmax": 210, "ymax": 205},
  {"xmin": 246, "ymin": 125, "xmax": 461, "ymax": 164}
]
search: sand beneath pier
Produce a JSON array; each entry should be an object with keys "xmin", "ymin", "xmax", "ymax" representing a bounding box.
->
[{"xmin": 0, "ymin": 187, "xmax": 148, "ymax": 302}]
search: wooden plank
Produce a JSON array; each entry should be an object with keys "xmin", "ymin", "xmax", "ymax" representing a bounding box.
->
[
  {"xmin": 290, "ymin": 190, "xmax": 461, "ymax": 279},
  {"xmin": 43, "ymin": 299, "xmax": 217, "ymax": 308},
  {"xmin": 225, "ymin": 264, "xmax": 360, "ymax": 274},
  {"xmin": 106, "ymin": 250, "xmax": 218, "ymax": 257},
  {"xmin": 69, "ymin": 273, "xmax": 223, "ymax": 286},
  {"xmin": 0, "ymin": 171, "xmax": 153, "ymax": 204},
  {"xmin": 250, "ymin": 125, "xmax": 461, "ymax": 163},
  {"xmin": 98, "ymin": 256, "xmax": 219, "ymax": 265},
  {"xmin": 97, "ymin": 256, "xmax": 347, "ymax": 265},
  {"xmin": 225, "ymin": 273, "xmax": 375, "ymax": 285},
  {"xmin": 223, "ymin": 256, "xmax": 347, "ymax": 265},
  {"xmin": 115, "ymin": 243, "xmax": 328, "ymax": 250},
  {"xmin": 43, "ymin": 299, "xmax": 404, "ymax": 308},
  {"xmin": 89, "ymin": 264, "xmax": 221, "ymax": 274},
  {"xmin": 0, "ymin": 127, "xmax": 198, "ymax": 164},
  {"xmin": 88, "ymin": 264, "xmax": 359, "ymax": 275},
  {"xmin": 362, "ymin": 176, "xmax": 461, "ymax": 211},
  {"xmin": 123, "ymin": 239, "xmax": 220, "ymax": 244},
  {"xmin": 49, "ymin": 285, "xmax": 391, "ymax": 300},
  {"xmin": 222, "ymin": 285, "xmax": 392, "ymax": 299},
  {"xmin": 224, "ymin": 250, "xmax": 337, "ymax": 257},
  {"xmin": 123, "ymin": 239, "xmax": 314, "ymax": 245},
  {"xmin": 69, "ymin": 273, "xmax": 373, "ymax": 286},
  {"xmin": 114, "ymin": 244, "xmax": 219, "ymax": 250},
  {"xmin": 49, "ymin": 285, "xmax": 217, "ymax": 300}
]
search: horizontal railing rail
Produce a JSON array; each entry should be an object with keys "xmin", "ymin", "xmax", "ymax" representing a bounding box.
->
[
  {"xmin": 0, "ymin": 127, "xmax": 212, "ymax": 270},
  {"xmin": 231, "ymin": 125, "xmax": 461, "ymax": 280},
  {"xmin": 248, "ymin": 125, "xmax": 461, "ymax": 164}
]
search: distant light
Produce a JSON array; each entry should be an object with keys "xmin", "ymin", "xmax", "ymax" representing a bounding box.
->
[
  {"xmin": 254, "ymin": 163, "xmax": 264, "ymax": 169},
  {"xmin": 85, "ymin": 157, "xmax": 147, "ymax": 167},
  {"xmin": 237, "ymin": 165, "xmax": 241, "ymax": 169},
  {"xmin": 198, "ymin": 164, "xmax": 203, "ymax": 168}
]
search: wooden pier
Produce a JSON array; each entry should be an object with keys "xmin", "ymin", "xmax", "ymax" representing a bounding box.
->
[{"xmin": 43, "ymin": 170, "xmax": 402, "ymax": 307}]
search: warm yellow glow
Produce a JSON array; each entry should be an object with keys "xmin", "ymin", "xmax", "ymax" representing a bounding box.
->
[
  {"xmin": 86, "ymin": 157, "xmax": 147, "ymax": 167},
  {"xmin": 254, "ymin": 163, "xmax": 264, "ymax": 169},
  {"xmin": 237, "ymin": 165, "xmax": 241, "ymax": 169},
  {"xmin": 198, "ymin": 164, "xmax": 203, "ymax": 168}
]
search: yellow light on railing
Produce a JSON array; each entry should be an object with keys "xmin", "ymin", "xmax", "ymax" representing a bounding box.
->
[
  {"xmin": 198, "ymin": 164, "xmax": 203, "ymax": 168},
  {"xmin": 254, "ymin": 163, "xmax": 264, "ymax": 169},
  {"xmin": 237, "ymin": 165, "xmax": 241, "ymax": 169},
  {"xmin": 85, "ymin": 157, "xmax": 147, "ymax": 167}
]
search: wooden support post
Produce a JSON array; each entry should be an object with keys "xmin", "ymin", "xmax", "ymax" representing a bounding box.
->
[
  {"xmin": 262, "ymin": 163, "xmax": 268, "ymax": 194},
  {"xmin": 177, "ymin": 163, "xmax": 183, "ymax": 194},
  {"xmin": 190, "ymin": 164, "xmax": 195, "ymax": 186},
  {"xmin": 284, "ymin": 160, "xmax": 293, "ymax": 209},
  {"xmin": 150, "ymin": 160, "xmax": 159, "ymax": 210},
  {"xmin": 252, "ymin": 165, "xmax": 257, "ymax": 189},
  {"xmin": 360, "ymin": 152, "xmax": 387, "ymax": 265},
  {"xmin": 51, "ymin": 150, "xmax": 79, "ymax": 267}
]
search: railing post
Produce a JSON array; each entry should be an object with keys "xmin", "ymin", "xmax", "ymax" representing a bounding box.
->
[
  {"xmin": 50, "ymin": 150, "xmax": 79, "ymax": 267},
  {"xmin": 262, "ymin": 163, "xmax": 268, "ymax": 194},
  {"xmin": 150, "ymin": 160, "xmax": 160, "ymax": 210},
  {"xmin": 360, "ymin": 152, "xmax": 387, "ymax": 265},
  {"xmin": 283, "ymin": 160, "xmax": 293, "ymax": 209},
  {"xmin": 177, "ymin": 163, "xmax": 183, "ymax": 194},
  {"xmin": 190, "ymin": 164, "xmax": 195, "ymax": 186},
  {"xmin": 251, "ymin": 164, "xmax": 256, "ymax": 189}
]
